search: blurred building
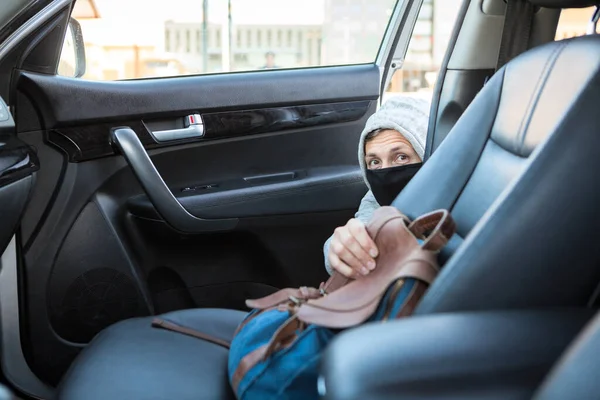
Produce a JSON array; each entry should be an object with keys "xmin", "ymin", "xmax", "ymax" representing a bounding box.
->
[
  {"xmin": 321, "ymin": 0, "xmax": 396, "ymax": 65},
  {"xmin": 164, "ymin": 0, "xmax": 456, "ymax": 81},
  {"xmin": 82, "ymin": 44, "xmax": 186, "ymax": 80},
  {"xmin": 164, "ymin": 22, "xmax": 322, "ymax": 73},
  {"xmin": 65, "ymin": 1, "xmax": 189, "ymax": 80},
  {"xmin": 391, "ymin": 0, "xmax": 463, "ymax": 93},
  {"xmin": 321, "ymin": 0, "xmax": 462, "ymax": 93}
]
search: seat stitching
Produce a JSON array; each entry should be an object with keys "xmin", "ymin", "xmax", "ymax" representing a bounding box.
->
[
  {"xmin": 516, "ymin": 41, "xmax": 569, "ymax": 156},
  {"xmin": 418, "ymin": 41, "xmax": 581, "ymax": 313},
  {"xmin": 447, "ymin": 70, "xmax": 506, "ymax": 214}
]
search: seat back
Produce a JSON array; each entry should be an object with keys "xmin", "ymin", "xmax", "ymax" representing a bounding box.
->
[{"xmin": 391, "ymin": 34, "xmax": 600, "ymax": 313}]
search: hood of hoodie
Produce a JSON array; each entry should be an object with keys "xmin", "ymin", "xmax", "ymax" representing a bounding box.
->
[{"xmin": 358, "ymin": 95, "xmax": 431, "ymax": 187}]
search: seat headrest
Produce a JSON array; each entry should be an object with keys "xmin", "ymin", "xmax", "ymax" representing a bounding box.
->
[{"xmin": 529, "ymin": 0, "xmax": 599, "ymax": 8}]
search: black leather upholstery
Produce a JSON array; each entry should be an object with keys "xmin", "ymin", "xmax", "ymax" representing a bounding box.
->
[
  {"xmin": 393, "ymin": 35, "xmax": 600, "ymax": 314},
  {"xmin": 57, "ymin": 308, "xmax": 246, "ymax": 400},
  {"xmin": 534, "ymin": 311, "xmax": 600, "ymax": 399},
  {"xmin": 321, "ymin": 310, "xmax": 595, "ymax": 400}
]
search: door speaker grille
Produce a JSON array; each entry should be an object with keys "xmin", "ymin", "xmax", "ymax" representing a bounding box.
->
[{"xmin": 50, "ymin": 267, "xmax": 141, "ymax": 343}]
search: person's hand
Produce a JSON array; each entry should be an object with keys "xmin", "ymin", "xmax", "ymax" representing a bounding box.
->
[{"xmin": 328, "ymin": 218, "xmax": 379, "ymax": 278}]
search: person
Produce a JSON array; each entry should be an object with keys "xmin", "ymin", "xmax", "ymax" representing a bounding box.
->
[
  {"xmin": 323, "ymin": 95, "xmax": 430, "ymax": 278},
  {"xmin": 261, "ymin": 51, "xmax": 279, "ymax": 69}
]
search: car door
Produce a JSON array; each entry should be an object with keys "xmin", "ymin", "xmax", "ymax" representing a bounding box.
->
[{"xmin": 0, "ymin": 0, "xmax": 433, "ymax": 393}]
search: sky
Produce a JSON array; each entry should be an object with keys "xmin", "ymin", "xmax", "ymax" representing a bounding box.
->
[{"xmin": 81, "ymin": 0, "xmax": 326, "ymax": 46}]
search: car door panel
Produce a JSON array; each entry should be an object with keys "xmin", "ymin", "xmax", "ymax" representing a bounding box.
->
[
  {"xmin": 15, "ymin": 63, "xmax": 378, "ymax": 384},
  {"xmin": 127, "ymin": 166, "xmax": 366, "ymax": 220},
  {"xmin": 16, "ymin": 65, "xmax": 379, "ymax": 129},
  {"xmin": 3, "ymin": 0, "xmax": 434, "ymax": 386}
]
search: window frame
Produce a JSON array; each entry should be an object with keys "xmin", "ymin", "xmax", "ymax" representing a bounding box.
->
[{"xmin": 55, "ymin": 0, "xmax": 428, "ymax": 91}]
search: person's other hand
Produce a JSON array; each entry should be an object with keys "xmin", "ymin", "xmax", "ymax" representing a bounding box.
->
[{"xmin": 328, "ymin": 218, "xmax": 379, "ymax": 278}]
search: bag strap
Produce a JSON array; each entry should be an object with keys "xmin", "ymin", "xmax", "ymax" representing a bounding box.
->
[
  {"xmin": 245, "ymin": 286, "xmax": 322, "ymax": 309},
  {"xmin": 151, "ymin": 318, "xmax": 230, "ymax": 349},
  {"xmin": 408, "ymin": 209, "xmax": 456, "ymax": 252},
  {"xmin": 321, "ymin": 271, "xmax": 351, "ymax": 294},
  {"xmin": 496, "ymin": 0, "xmax": 536, "ymax": 71},
  {"xmin": 230, "ymin": 315, "xmax": 302, "ymax": 395},
  {"xmin": 395, "ymin": 258, "xmax": 439, "ymax": 285}
]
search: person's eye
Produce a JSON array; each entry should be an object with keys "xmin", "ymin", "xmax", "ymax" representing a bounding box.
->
[
  {"xmin": 394, "ymin": 154, "xmax": 410, "ymax": 164},
  {"xmin": 368, "ymin": 159, "xmax": 381, "ymax": 169}
]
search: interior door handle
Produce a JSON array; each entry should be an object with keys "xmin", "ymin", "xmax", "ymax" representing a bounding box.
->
[
  {"xmin": 110, "ymin": 126, "xmax": 238, "ymax": 233},
  {"xmin": 151, "ymin": 113, "xmax": 205, "ymax": 142}
]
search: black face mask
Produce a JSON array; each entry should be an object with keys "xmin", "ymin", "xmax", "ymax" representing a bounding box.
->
[{"xmin": 366, "ymin": 163, "xmax": 423, "ymax": 206}]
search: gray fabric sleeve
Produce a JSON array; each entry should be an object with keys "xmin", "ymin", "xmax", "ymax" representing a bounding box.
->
[{"xmin": 323, "ymin": 190, "xmax": 380, "ymax": 275}]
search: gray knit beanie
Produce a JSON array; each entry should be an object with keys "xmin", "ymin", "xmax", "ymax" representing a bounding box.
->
[{"xmin": 358, "ymin": 95, "xmax": 430, "ymax": 186}]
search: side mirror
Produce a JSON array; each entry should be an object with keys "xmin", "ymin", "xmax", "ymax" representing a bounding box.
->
[{"xmin": 59, "ymin": 17, "xmax": 86, "ymax": 78}]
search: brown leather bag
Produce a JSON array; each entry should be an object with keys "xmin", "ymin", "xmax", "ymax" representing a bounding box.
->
[{"xmin": 230, "ymin": 206, "xmax": 456, "ymax": 390}]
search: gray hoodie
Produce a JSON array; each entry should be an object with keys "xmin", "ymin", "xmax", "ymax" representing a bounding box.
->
[{"xmin": 323, "ymin": 95, "xmax": 431, "ymax": 274}]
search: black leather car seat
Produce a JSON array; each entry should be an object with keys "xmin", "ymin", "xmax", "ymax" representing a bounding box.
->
[
  {"xmin": 58, "ymin": 308, "xmax": 245, "ymax": 399},
  {"xmin": 398, "ymin": 36, "xmax": 600, "ymax": 315},
  {"xmin": 57, "ymin": 2, "xmax": 600, "ymax": 399}
]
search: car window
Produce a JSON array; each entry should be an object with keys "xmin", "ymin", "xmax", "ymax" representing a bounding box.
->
[
  {"xmin": 382, "ymin": 0, "xmax": 461, "ymax": 103},
  {"xmin": 59, "ymin": 0, "xmax": 403, "ymax": 80},
  {"xmin": 555, "ymin": 6, "xmax": 597, "ymax": 40}
]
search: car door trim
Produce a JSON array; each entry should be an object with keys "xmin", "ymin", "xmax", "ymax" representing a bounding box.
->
[{"xmin": 0, "ymin": 0, "xmax": 70, "ymax": 65}]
